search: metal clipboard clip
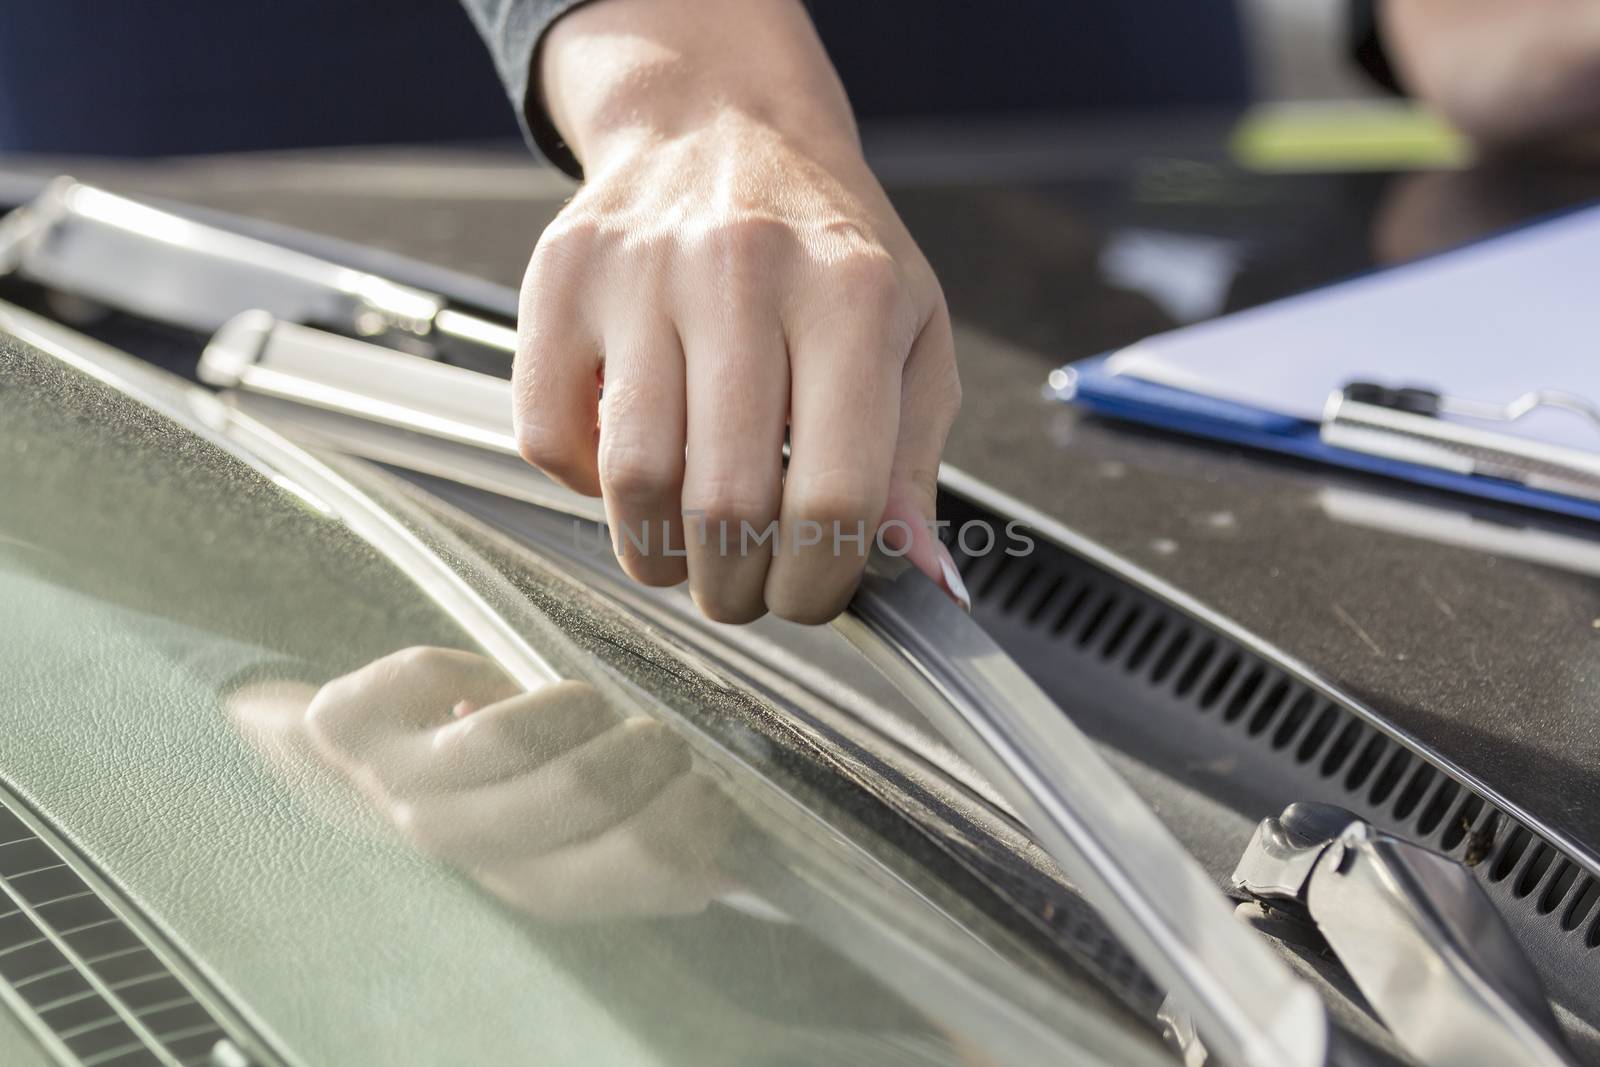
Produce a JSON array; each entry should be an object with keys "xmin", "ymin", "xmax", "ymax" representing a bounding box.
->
[{"xmin": 1321, "ymin": 382, "xmax": 1600, "ymax": 506}]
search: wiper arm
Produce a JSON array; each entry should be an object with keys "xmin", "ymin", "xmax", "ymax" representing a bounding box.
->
[{"xmin": 1234, "ymin": 803, "xmax": 1577, "ymax": 1067}]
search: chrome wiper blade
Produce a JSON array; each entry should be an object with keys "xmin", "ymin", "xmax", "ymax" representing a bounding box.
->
[
  {"xmin": 1235, "ymin": 803, "xmax": 1576, "ymax": 1067},
  {"xmin": 837, "ymin": 557, "xmax": 1329, "ymax": 1067},
  {"xmin": 0, "ymin": 177, "xmax": 515, "ymax": 359}
]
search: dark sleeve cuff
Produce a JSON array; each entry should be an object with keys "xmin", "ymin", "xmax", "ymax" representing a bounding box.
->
[
  {"xmin": 458, "ymin": 0, "xmax": 597, "ymax": 179},
  {"xmin": 1348, "ymin": 0, "xmax": 1405, "ymax": 95}
]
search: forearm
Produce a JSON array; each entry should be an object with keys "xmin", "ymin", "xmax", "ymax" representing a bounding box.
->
[{"xmin": 538, "ymin": 0, "xmax": 860, "ymax": 173}]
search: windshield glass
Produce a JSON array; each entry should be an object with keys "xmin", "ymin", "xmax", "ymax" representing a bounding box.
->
[{"xmin": 0, "ymin": 330, "xmax": 1164, "ymax": 1067}]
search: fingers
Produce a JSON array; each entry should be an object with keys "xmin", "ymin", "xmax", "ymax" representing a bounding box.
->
[
  {"xmin": 306, "ymin": 655, "xmax": 692, "ymax": 859},
  {"xmin": 764, "ymin": 256, "xmax": 913, "ymax": 623},
  {"xmin": 307, "ymin": 647, "xmax": 518, "ymax": 749},
  {"xmin": 480, "ymin": 772, "xmax": 739, "ymax": 921},
  {"xmin": 297, "ymin": 650, "xmax": 736, "ymax": 922},
  {"xmin": 515, "ymin": 227, "xmax": 604, "ymax": 495},
  {"xmin": 397, "ymin": 716, "xmax": 691, "ymax": 861},
  {"xmin": 307, "ymin": 665, "xmax": 626, "ymax": 801},
  {"xmin": 303, "ymin": 646, "xmax": 520, "ymax": 808},
  {"xmin": 392, "ymin": 680, "xmax": 623, "ymax": 796},
  {"xmin": 679, "ymin": 301, "xmax": 788, "ymax": 624},
  {"xmin": 597, "ymin": 320, "xmax": 688, "ymax": 586},
  {"xmin": 517, "ymin": 187, "xmax": 955, "ymax": 626}
]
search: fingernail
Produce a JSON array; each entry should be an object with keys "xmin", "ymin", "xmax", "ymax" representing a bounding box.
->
[
  {"xmin": 451, "ymin": 700, "xmax": 478, "ymax": 719},
  {"xmin": 935, "ymin": 541, "xmax": 971, "ymax": 613}
]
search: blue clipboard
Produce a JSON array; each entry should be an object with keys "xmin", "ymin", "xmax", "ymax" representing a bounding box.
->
[{"xmin": 1061, "ymin": 354, "xmax": 1600, "ymax": 525}]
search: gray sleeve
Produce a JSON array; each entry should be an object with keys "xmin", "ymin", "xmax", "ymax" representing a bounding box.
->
[{"xmin": 458, "ymin": 0, "xmax": 597, "ymax": 177}]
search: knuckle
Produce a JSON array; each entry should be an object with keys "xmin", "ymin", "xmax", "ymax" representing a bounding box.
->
[
  {"xmin": 391, "ymin": 645, "xmax": 446, "ymax": 671},
  {"xmin": 684, "ymin": 484, "xmax": 779, "ymax": 541},
  {"xmin": 476, "ymin": 705, "xmax": 543, "ymax": 750},
  {"xmin": 767, "ymin": 580, "xmax": 858, "ymax": 626},
  {"xmin": 621, "ymin": 556, "xmax": 688, "ymax": 589},
  {"xmin": 910, "ymin": 373, "xmax": 961, "ymax": 435},
  {"xmin": 302, "ymin": 683, "xmax": 356, "ymax": 742},
  {"xmin": 522, "ymin": 223, "xmax": 607, "ymax": 316},
  {"xmin": 832, "ymin": 253, "xmax": 908, "ymax": 318},
  {"xmin": 528, "ymin": 217, "xmax": 599, "ymax": 277},
  {"xmin": 599, "ymin": 445, "xmax": 682, "ymax": 506},
  {"xmin": 793, "ymin": 254, "xmax": 916, "ymax": 351},
  {"xmin": 935, "ymin": 365, "xmax": 963, "ymax": 423},
  {"xmin": 697, "ymin": 594, "xmax": 767, "ymax": 626},
  {"xmin": 516, "ymin": 423, "xmax": 587, "ymax": 476},
  {"xmin": 702, "ymin": 214, "xmax": 793, "ymax": 273},
  {"xmin": 689, "ymin": 554, "xmax": 771, "ymax": 623},
  {"xmin": 837, "ymin": 250, "xmax": 902, "ymax": 297},
  {"xmin": 787, "ymin": 477, "xmax": 881, "ymax": 528},
  {"xmin": 769, "ymin": 604, "xmax": 832, "ymax": 627},
  {"xmin": 393, "ymin": 801, "xmax": 454, "ymax": 856}
]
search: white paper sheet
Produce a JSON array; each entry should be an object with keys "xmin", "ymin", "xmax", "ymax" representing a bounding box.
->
[{"xmin": 1106, "ymin": 204, "xmax": 1600, "ymax": 453}]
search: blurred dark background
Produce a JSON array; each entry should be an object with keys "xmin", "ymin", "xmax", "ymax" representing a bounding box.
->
[{"xmin": 0, "ymin": 0, "xmax": 1253, "ymax": 157}]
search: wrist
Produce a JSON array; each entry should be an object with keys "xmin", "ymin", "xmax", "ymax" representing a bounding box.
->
[{"xmin": 538, "ymin": 0, "xmax": 859, "ymax": 172}]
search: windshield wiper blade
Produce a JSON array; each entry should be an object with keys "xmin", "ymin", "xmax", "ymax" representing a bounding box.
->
[
  {"xmin": 1234, "ymin": 803, "xmax": 1577, "ymax": 1067},
  {"xmin": 194, "ymin": 309, "xmax": 1333, "ymax": 1067}
]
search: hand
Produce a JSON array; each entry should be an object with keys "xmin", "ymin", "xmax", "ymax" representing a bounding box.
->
[
  {"xmin": 230, "ymin": 648, "xmax": 740, "ymax": 921},
  {"xmin": 516, "ymin": 0, "xmax": 964, "ymax": 624},
  {"xmin": 1383, "ymin": 0, "xmax": 1600, "ymax": 145}
]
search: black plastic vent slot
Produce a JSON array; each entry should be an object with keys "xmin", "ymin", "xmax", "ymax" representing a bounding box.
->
[
  {"xmin": 0, "ymin": 797, "xmax": 244, "ymax": 1067},
  {"xmin": 939, "ymin": 490, "xmax": 1600, "ymax": 1028}
]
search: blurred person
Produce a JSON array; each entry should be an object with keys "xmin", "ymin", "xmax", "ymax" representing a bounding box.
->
[{"xmin": 1356, "ymin": 0, "xmax": 1600, "ymax": 148}]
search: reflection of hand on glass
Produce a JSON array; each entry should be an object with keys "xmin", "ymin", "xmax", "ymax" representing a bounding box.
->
[{"xmin": 229, "ymin": 647, "xmax": 739, "ymax": 921}]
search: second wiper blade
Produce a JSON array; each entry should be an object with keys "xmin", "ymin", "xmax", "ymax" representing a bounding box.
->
[{"xmin": 0, "ymin": 177, "xmax": 516, "ymax": 363}]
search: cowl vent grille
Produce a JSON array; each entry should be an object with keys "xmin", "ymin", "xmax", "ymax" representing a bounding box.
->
[
  {"xmin": 0, "ymin": 794, "xmax": 246, "ymax": 1067},
  {"xmin": 939, "ymin": 490, "xmax": 1600, "ymax": 1033}
]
